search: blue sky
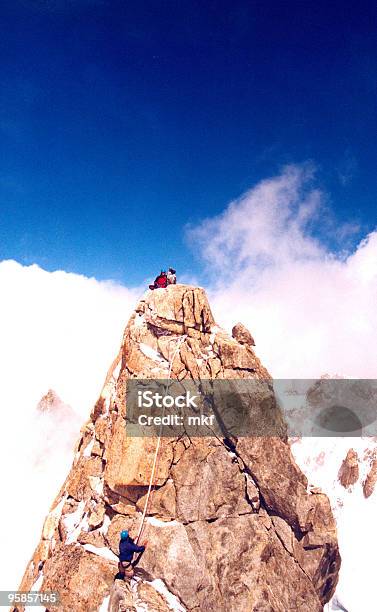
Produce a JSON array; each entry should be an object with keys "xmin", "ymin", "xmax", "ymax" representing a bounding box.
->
[{"xmin": 0, "ymin": 0, "xmax": 376, "ymax": 285}]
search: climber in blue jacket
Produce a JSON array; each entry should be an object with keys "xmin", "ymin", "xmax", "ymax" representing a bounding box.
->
[{"xmin": 117, "ymin": 530, "xmax": 147, "ymax": 579}]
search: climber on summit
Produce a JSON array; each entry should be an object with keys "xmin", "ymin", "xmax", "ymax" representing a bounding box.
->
[
  {"xmin": 149, "ymin": 267, "xmax": 177, "ymax": 290},
  {"xmin": 149, "ymin": 270, "xmax": 168, "ymax": 290},
  {"xmin": 117, "ymin": 530, "xmax": 147, "ymax": 580},
  {"xmin": 167, "ymin": 267, "xmax": 176, "ymax": 284}
]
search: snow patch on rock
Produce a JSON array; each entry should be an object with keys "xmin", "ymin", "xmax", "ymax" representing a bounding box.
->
[
  {"xmin": 99, "ymin": 514, "xmax": 111, "ymax": 536},
  {"xmin": 292, "ymin": 436, "xmax": 377, "ymax": 612},
  {"xmin": 134, "ymin": 313, "xmax": 145, "ymax": 328},
  {"xmin": 140, "ymin": 343, "xmax": 168, "ymax": 365},
  {"xmin": 30, "ymin": 571, "xmax": 44, "ymax": 591},
  {"xmin": 113, "ymin": 360, "xmax": 122, "ymax": 381},
  {"xmin": 98, "ymin": 594, "xmax": 110, "ymax": 612},
  {"xmin": 83, "ymin": 544, "xmax": 118, "ymax": 563},
  {"xmin": 149, "ymin": 578, "xmax": 186, "ymax": 611},
  {"xmin": 24, "ymin": 573, "xmax": 46, "ymax": 612},
  {"xmin": 89, "ymin": 475, "xmax": 104, "ymax": 495},
  {"xmin": 83, "ymin": 438, "xmax": 95, "ymax": 457},
  {"xmin": 63, "ymin": 501, "xmax": 88, "ymax": 544},
  {"xmin": 147, "ymin": 516, "xmax": 179, "ymax": 528}
]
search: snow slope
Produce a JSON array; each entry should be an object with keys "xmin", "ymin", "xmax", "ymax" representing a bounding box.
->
[{"xmin": 292, "ymin": 437, "xmax": 377, "ymax": 612}]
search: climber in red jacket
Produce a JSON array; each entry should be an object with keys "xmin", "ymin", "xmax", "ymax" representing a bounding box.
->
[{"xmin": 149, "ymin": 270, "xmax": 168, "ymax": 290}]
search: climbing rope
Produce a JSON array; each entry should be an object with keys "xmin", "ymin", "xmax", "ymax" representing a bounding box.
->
[{"xmin": 136, "ymin": 334, "xmax": 187, "ymax": 543}]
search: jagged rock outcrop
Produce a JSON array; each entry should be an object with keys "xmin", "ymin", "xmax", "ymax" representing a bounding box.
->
[
  {"xmin": 33, "ymin": 389, "xmax": 82, "ymax": 472},
  {"xmin": 17, "ymin": 285, "xmax": 340, "ymax": 611},
  {"xmin": 338, "ymin": 449, "xmax": 359, "ymax": 488},
  {"xmin": 232, "ymin": 322, "xmax": 255, "ymax": 346},
  {"xmin": 37, "ymin": 389, "xmax": 63, "ymax": 413},
  {"xmin": 363, "ymin": 454, "xmax": 377, "ymax": 498}
]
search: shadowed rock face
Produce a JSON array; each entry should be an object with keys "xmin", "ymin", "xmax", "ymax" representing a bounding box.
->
[{"xmin": 17, "ymin": 285, "xmax": 341, "ymax": 611}]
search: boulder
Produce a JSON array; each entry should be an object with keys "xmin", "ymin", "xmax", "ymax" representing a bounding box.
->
[
  {"xmin": 104, "ymin": 417, "xmax": 173, "ymax": 494},
  {"xmin": 232, "ymin": 322, "xmax": 255, "ymax": 346},
  {"xmin": 363, "ymin": 457, "xmax": 377, "ymax": 498},
  {"xmin": 338, "ymin": 448, "xmax": 359, "ymax": 488},
  {"xmin": 41, "ymin": 544, "xmax": 115, "ymax": 612}
]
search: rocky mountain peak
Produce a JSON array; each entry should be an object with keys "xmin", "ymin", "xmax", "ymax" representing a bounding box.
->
[
  {"xmin": 37, "ymin": 389, "xmax": 63, "ymax": 413},
  {"xmin": 17, "ymin": 284, "xmax": 341, "ymax": 611}
]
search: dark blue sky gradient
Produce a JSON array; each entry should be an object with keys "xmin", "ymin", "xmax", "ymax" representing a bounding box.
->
[{"xmin": 0, "ymin": 1, "xmax": 376, "ymax": 283}]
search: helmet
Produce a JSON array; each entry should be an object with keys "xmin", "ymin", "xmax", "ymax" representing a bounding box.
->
[
  {"xmin": 120, "ymin": 530, "xmax": 129, "ymax": 540},
  {"xmin": 168, "ymin": 268, "xmax": 176, "ymax": 274}
]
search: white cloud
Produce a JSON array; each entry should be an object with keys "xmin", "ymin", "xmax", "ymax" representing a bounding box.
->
[
  {"xmin": 189, "ymin": 164, "xmax": 377, "ymax": 378},
  {"xmin": 0, "ymin": 260, "xmax": 139, "ymax": 590}
]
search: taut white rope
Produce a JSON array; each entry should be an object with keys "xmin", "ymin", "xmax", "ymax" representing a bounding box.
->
[{"xmin": 136, "ymin": 334, "xmax": 187, "ymax": 543}]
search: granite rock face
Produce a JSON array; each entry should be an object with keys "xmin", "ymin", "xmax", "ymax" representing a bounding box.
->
[{"xmin": 17, "ymin": 285, "xmax": 340, "ymax": 611}]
